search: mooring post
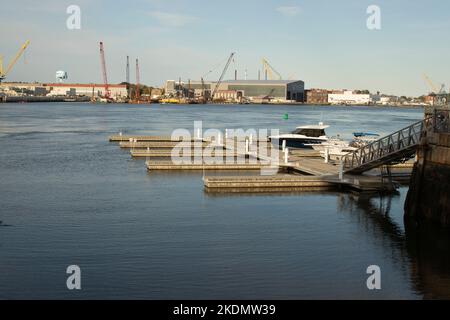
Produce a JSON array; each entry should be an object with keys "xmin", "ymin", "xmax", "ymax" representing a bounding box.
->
[
  {"xmin": 284, "ymin": 148, "xmax": 289, "ymax": 164},
  {"xmin": 218, "ymin": 132, "xmax": 222, "ymax": 146},
  {"xmin": 282, "ymin": 140, "xmax": 286, "ymax": 152},
  {"xmin": 339, "ymin": 160, "xmax": 344, "ymax": 180},
  {"xmin": 245, "ymin": 138, "xmax": 249, "ymax": 154},
  {"xmin": 324, "ymin": 147, "xmax": 329, "ymax": 163}
]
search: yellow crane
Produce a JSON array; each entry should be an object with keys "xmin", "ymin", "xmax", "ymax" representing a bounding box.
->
[
  {"xmin": 422, "ymin": 73, "xmax": 446, "ymax": 94},
  {"xmin": 0, "ymin": 40, "xmax": 30, "ymax": 82},
  {"xmin": 262, "ymin": 58, "xmax": 282, "ymax": 80}
]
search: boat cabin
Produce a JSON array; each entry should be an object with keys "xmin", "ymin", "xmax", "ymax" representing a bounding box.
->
[{"xmin": 291, "ymin": 125, "xmax": 329, "ymax": 137}]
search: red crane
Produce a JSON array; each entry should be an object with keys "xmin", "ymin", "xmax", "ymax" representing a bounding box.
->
[
  {"xmin": 135, "ymin": 58, "xmax": 140, "ymax": 101},
  {"xmin": 99, "ymin": 42, "xmax": 111, "ymax": 99}
]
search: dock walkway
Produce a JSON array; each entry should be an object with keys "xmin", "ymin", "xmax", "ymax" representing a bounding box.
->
[{"xmin": 109, "ymin": 133, "xmax": 414, "ymax": 193}]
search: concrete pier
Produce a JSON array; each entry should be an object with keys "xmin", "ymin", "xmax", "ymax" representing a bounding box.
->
[{"xmin": 405, "ymin": 107, "xmax": 450, "ymax": 226}]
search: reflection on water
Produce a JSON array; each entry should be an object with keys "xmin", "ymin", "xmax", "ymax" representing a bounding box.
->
[{"xmin": 338, "ymin": 192, "xmax": 450, "ymax": 299}]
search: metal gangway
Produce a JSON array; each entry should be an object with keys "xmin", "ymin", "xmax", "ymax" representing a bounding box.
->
[{"xmin": 343, "ymin": 118, "xmax": 427, "ymax": 174}]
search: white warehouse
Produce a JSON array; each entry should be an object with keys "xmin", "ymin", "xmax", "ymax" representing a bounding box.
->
[{"xmin": 328, "ymin": 91, "xmax": 371, "ymax": 105}]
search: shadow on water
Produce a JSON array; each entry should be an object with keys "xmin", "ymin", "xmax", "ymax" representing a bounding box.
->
[{"xmin": 338, "ymin": 192, "xmax": 450, "ymax": 299}]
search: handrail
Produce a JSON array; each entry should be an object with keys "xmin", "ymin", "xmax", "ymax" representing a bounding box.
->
[{"xmin": 343, "ymin": 117, "xmax": 430, "ymax": 173}]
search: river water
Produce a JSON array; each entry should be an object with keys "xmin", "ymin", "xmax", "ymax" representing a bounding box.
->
[{"xmin": 0, "ymin": 102, "xmax": 449, "ymax": 299}]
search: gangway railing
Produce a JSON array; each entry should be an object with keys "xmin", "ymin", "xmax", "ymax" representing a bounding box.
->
[{"xmin": 343, "ymin": 118, "xmax": 427, "ymax": 174}]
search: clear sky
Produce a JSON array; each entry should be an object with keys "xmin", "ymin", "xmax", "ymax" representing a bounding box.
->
[{"xmin": 1, "ymin": 0, "xmax": 450, "ymax": 96}]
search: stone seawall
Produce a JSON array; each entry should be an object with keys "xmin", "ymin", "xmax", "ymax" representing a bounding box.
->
[{"xmin": 405, "ymin": 108, "xmax": 450, "ymax": 226}]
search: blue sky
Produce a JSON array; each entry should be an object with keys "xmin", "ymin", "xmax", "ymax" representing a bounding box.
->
[{"xmin": 1, "ymin": 0, "xmax": 450, "ymax": 96}]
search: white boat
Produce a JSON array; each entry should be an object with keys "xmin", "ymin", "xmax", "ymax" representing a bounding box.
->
[
  {"xmin": 350, "ymin": 132, "xmax": 380, "ymax": 148},
  {"xmin": 320, "ymin": 145, "xmax": 358, "ymax": 161},
  {"xmin": 270, "ymin": 122, "xmax": 329, "ymax": 149},
  {"xmin": 310, "ymin": 136, "xmax": 348, "ymax": 152}
]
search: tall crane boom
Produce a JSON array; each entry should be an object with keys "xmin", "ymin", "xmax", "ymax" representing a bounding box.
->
[
  {"xmin": 0, "ymin": 40, "xmax": 30, "ymax": 82},
  {"xmin": 211, "ymin": 52, "xmax": 235, "ymax": 100},
  {"xmin": 422, "ymin": 73, "xmax": 447, "ymax": 94},
  {"xmin": 422, "ymin": 73, "xmax": 438, "ymax": 93},
  {"xmin": 99, "ymin": 42, "xmax": 110, "ymax": 99},
  {"xmin": 135, "ymin": 58, "xmax": 140, "ymax": 101}
]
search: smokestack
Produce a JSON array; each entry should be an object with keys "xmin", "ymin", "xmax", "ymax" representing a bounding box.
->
[
  {"xmin": 258, "ymin": 70, "xmax": 261, "ymax": 80},
  {"xmin": 245, "ymin": 69, "xmax": 248, "ymax": 80},
  {"xmin": 235, "ymin": 69, "xmax": 237, "ymax": 80},
  {"xmin": 126, "ymin": 56, "xmax": 130, "ymax": 84}
]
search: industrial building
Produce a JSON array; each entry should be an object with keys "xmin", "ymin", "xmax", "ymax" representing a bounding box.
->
[
  {"xmin": 328, "ymin": 90, "xmax": 371, "ymax": 105},
  {"xmin": 305, "ymin": 89, "xmax": 331, "ymax": 104},
  {"xmin": 46, "ymin": 83, "xmax": 127, "ymax": 99},
  {"xmin": 164, "ymin": 79, "xmax": 305, "ymax": 102},
  {"xmin": 218, "ymin": 80, "xmax": 304, "ymax": 102},
  {"xmin": 0, "ymin": 82, "xmax": 47, "ymax": 96},
  {"xmin": 0, "ymin": 82, "xmax": 128, "ymax": 100}
]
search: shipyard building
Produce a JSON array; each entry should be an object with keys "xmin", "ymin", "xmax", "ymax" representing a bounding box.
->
[
  {"xmin": 0, "ymin": 82, "xmax": 128, "ymax": 99},
  {"xmin": 46, "ymin": 83, "xmax": 127, "ymax": 98},
  {"xmin": 165, "ymin": 79, "xmax": 305, "ymax": 102}
]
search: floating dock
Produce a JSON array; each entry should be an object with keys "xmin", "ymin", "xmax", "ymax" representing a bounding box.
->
[
  {"xmin": 119, "ymin": 141, "xmax": 209, "ymax": 148},
  {"xmin": 109, "ymin": 134, "xmax": 414, "ymax": 193},
  {"xmin": 110, "ymin": 135, "xmax": 181, "ymax": 142},
  {"xmin": 146, "ymin": 160, "xmax": 267, "ymax": 170}
]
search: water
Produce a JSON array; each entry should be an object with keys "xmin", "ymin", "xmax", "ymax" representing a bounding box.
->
[{"xmin": 1, "ymin": 102, "xmax": 449, "ymax": 299}]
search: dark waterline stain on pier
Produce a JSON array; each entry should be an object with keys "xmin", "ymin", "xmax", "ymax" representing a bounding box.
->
[{"xmin": 0, "ymin": 103, "xmax": 449, "ymax": 299}]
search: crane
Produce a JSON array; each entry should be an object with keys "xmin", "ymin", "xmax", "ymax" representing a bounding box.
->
[
  {"xmin": 210, "ymin": 52, "xmax": 235, "ymax": 101},
  {"xmin": 262, "ymin": 58, "xmax": 282, "ymax": 80},
  {"xmin": 422, "ymin": 73, "xmax": 446, "ymax": 94},
  {"xmin": 126, "ymin": 55, "xmax": 130, "ymax": 98},
  {"xmin": 0, "ymin": 40, "xmax": 30, "ymax": 83},
  {"xmin": 135, "ymin": 58, "xmax": 141, "ymax": 102},
  {"xmin": 199, "ymin": 77, "xmax": 207, "ymax": 103},
  {"xmin": 99, "ymin": 42, "xmax": 111, "ymax": 99}
]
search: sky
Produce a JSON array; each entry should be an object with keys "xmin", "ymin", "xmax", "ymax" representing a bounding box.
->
[{"xmin": 1, "ymin": 0, "xmax": 450, "ymax": 96}]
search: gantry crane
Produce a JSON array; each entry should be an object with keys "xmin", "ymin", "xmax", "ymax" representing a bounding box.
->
[
  {"xmin": 262, "ymin": 58, "xmax": 282, "ymax": 80},
  {"xmin": 0, "ymin": 40, "xmax": 30, "ymax": 83}
]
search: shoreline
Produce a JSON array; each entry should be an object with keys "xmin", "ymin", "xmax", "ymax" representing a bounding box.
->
[{"xmin": 0, "ymin": 98, "xmax": 426, "ymax": 108}]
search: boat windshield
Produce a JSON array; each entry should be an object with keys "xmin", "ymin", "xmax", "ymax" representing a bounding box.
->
[{"xmin": 291, "ymin": 128, "xmax": 326, "ymax": 137}]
